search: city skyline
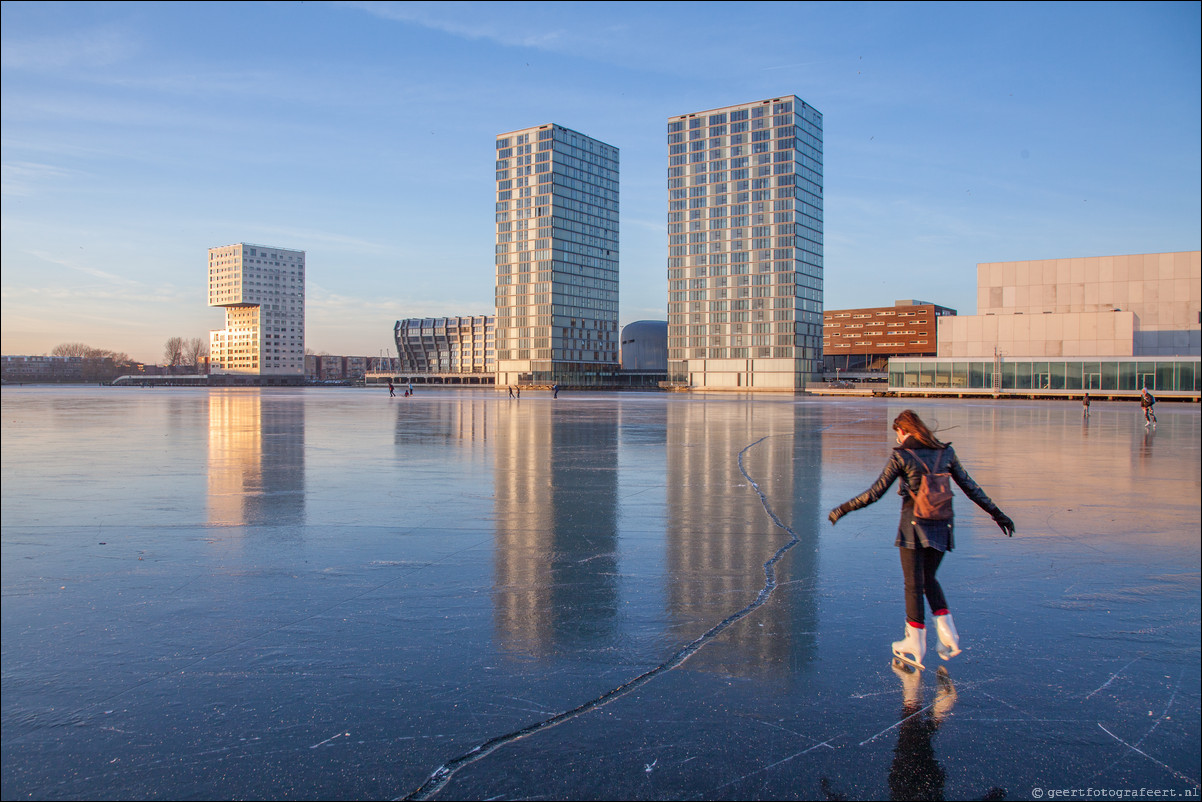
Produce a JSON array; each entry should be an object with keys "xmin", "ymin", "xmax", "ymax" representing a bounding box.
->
[{"xmin": 2, "ymin": 2, "xmax": 1200, "ymax": 365}]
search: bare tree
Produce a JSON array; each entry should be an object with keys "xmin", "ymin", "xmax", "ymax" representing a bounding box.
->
[
  {"xmin": 51, "ymin": 342, "xmax": 92, "ymax": 358},
  {"xmin": 106, "ymin": 352, "xmax": 137, "ymax": 382},
  {"xmin": 48, "ymin": 344, "xmax": 137, "ymax": 382},
  {"xmin": 184, "ymin": 337, "xmax": 208, "ymax": 368},
  {"xmin": 37, "ymin": 343, "xmax": 138, "ymax": 382},
  {"xmin": 163, "ymin": 337, "xmax": 185, "ymax": 371}
]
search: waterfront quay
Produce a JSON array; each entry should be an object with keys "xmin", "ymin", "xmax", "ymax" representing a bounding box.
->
[{"xmin": 3, "ymin": 386, "xmax": 1198, "ymax": 800}]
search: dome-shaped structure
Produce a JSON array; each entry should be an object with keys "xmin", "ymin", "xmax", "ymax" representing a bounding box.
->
[{"xmin": 620, "ymin": 320, "xmax": 667, "ymax": 371}]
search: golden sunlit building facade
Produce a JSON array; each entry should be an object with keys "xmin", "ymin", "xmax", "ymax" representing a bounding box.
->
[{"xmin": 208, "ymin": 243, "xmax": 305, "ymax": 381}]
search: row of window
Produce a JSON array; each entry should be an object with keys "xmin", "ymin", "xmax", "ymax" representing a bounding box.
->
[
  {"xmin": 830, "ymin": 329, "xmax": 923, "ymax": 337},
  {"xmin": 828, "ymin": 310, "xmax": 928, "ymax": 319},
  {"xmin": 669, "ymin": 347, "xmax": 794, "ymax": 360},
  {"xmin": 829, "ymin": 321, "xmax": 929, "ymax": 328},
  {"xmin": 889, "ymin": 359, "xmax": 1200, "ymax": 392},
  {"xmin": 827, "ymin": 340, "xmax": 927, "ymax": 348}
]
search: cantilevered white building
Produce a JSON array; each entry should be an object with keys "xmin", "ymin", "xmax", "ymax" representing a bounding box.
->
[
  {"xmin": 666, "ymin": 96, "xmax": 824, "ymax": 390},
  {"xmin": 208, "ymin": 243, "xmax": 305, "ymax": 379},
  {"xmin": 494, "ymin": 124, "xmax": 619, "ymax": 386}
]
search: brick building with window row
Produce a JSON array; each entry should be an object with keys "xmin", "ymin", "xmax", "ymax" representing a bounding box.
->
[{"xmin": 823, "ymin": 300, "xmax": 957, "ymax": 374}]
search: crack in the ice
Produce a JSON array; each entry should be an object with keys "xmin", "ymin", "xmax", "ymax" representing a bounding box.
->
[
  {"xmin": 1096, "ymin": 723, "xmax": 1198, "ymax": 786},
  {"xmin": 858, "ymin": 702, "xmax": 941, "ymax": 746},
  {"xmin": 1084, "ymin": 655, "xmax": 1142, "ymax": 699},
  {"xmin": 1092, "ymin": 670, "xmax": 1198, "ymax": 787},
  {"xmin": 396, "ymin": 435, "xmax": 799, "ymax": 801},
  {"xmin": 711, "ymin": 738, "xmax": 839, "ymax": 794}
]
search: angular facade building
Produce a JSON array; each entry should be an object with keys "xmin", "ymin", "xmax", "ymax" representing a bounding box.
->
[
  {"xmin": 208, "ymin": 243, "xmax": 305, "ymax": 379},
  {"xmin": 394, "ymin": 316, "xmax": 495, "ymax": 376},
  {"xmin": 666, "ymin": 96, "xmax": 823, "ymax": 390},
  {"xmin": 494, "ymin": 124, "xmax": 619, "ymax": 386}
]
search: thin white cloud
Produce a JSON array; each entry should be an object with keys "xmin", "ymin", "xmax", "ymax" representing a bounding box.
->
[
  {"xmin": 304, "ymin": 284, "xmax": 494, "ymax": 353},
  {"xmin": 762, "ymin": 62, "xmax": 821, "ymax": 71},
  {"xmin": 0, "ymin": 24, "xmax": 139, "ymax": 72},
  {"xmin": 307, "ymin": 284, "xmax": 490, "ymax": 318},
  {"xmin": 0, "ymin": 282, "xmax": 192, "ymax": 306},
  {"xmin": 0, "ymin": 161, "xmax": 80, "ymax": 196},
  {"xmin": 248, "ymin": 225, "xmax": 396, "ymax": 257},
  {"xmin": 345, "ymin": 1, "xmax": 574, "ymax": 50},
  {"xmin": 25, "ymin": 250, "xmax": 145, "ymax": 287},
  {"xmin": 343, "ymin": 0, "xmax": 706, "ymax": 77},
  {"xmin": 0, "ymin": 284, "xmax": 219, "ymax": 362},
  {"xmin": 624, "ymin": 216, "xmax": 666, "ymax": 234}
]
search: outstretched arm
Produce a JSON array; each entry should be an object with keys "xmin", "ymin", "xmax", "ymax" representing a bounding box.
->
[
  {"xmin": 829, "ymin": 452, "xmax": 904, "ymax": 524},
  {"xmin": 949, "ymin": 456, "xmax": 1015, "ymax": 536}
]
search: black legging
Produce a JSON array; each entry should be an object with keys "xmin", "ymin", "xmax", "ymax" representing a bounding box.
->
[{"xmin": 899, "ymin": 546, "xmax": 948, "ymax": 626}]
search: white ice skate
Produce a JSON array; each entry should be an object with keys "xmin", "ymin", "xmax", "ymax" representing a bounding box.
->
[
  {"xmin": 934, "ymin": 612, "xmax": 961, "ymax": 660},
  {"xmin": 891, "ymin": 622, "xmax": 927, "ymax": 670}
]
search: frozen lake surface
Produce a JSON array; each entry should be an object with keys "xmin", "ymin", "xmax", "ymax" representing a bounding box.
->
[{"xmin": 3, "ymin": 386, "xmax": 1199, "ymax": 800}]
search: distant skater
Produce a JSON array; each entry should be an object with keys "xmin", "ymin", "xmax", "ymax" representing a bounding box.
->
[
  {"xmin": 1140, "ymin": 388, "xmax": 1157, "ymax": 426},
  {"xmin": 827, "ymin": 410, "xmax": 1015, "ymax": 669},
  {"xmin": 508, "ymin": 385, "xmax": 515, "ymax": 399},
  {"xmin": 552, "ymin": 383, "xmax": 559, "ymax": 399},
  {"xmin": 388, "ymin": 381, "xmax": 395, "ymax": 398},
  {"xmin": 1082, "ymin": 392, "xmax": 1090, "ymax": 418}
]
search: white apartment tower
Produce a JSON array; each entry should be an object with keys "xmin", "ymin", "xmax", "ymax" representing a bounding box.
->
[
  {"xmin": 494, "ymin": 124, "xmax": 619, "ymax": 386},
  {"xmin": 666, "ymin": 96, "xmax": 823, "ymax": 390},
  {"xmin": 208, "ymin": 243, "xmax": 305, "ymax": 377}
]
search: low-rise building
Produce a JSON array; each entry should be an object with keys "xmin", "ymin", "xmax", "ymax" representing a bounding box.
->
[
  {"xmin": 889, "ymin": 251, "xmax": 1201, "ymax": 396},
  {"xmin": 938, "ymin": 251, "xmax": 1200, "ymax": 359},
  {"xmin": 2, "ymin": 355, "xmax": 84, "ymax": 383},
  {"xmin": 823, "ymin": 300, "xmax": 956, "ymax": 374}
]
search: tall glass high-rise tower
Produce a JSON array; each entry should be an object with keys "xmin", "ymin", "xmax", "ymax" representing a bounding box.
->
[
  {"xmin": 494, "ymin": 124, "xmax": 619, "ymax": 387},
  {"xmin": 666, "ymin": 96, "xmax": 823, "ymax": 390}
]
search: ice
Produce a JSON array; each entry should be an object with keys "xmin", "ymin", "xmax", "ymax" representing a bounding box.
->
[{"xmin": 2, "ymin": 386, "xmax": 1199, "ymax": 800}]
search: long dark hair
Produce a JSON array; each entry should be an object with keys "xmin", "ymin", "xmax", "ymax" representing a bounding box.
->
[{"xmin": 893, "ymin": 410, "xmax": 945, "ymax": 449}]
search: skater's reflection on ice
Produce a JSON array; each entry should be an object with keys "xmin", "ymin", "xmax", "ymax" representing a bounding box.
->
[
  {"xmin": 888, "ymin": 659, "xmax": 955, "ymax": 801},
  {"xmin": 1140, "ymin": 426, "xmax": 1155, "ymax": 464},
  {"xmin": 883, "ymin": 665, "xmax": 1008, "ymax": 801}
]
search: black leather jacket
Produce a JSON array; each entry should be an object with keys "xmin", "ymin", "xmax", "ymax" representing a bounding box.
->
[{"xmin": 841, "ymin": 438, "xmax": 1005, "ymax": 551}]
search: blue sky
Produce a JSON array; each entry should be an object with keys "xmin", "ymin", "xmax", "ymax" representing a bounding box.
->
[{"xmin": 2, "ymin": 1, "xmax": 1199, "ymax": 364}]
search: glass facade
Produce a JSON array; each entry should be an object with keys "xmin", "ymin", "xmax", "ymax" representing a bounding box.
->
[
  {"xmin": 495, "ymin": 124, "xmax": 619, "ymax": 385},
  {"xmin": 888, "ymin": 358, "xmax": 1201, "ymax": 393},
  {"xmin": 666, "ymin": 96, "xmax": 823, "ymax": 389}
]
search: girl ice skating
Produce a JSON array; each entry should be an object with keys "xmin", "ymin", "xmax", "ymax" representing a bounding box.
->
[{"xmin": 827, "ymin": 410, "xmax": 1015, "ymax": 668}]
